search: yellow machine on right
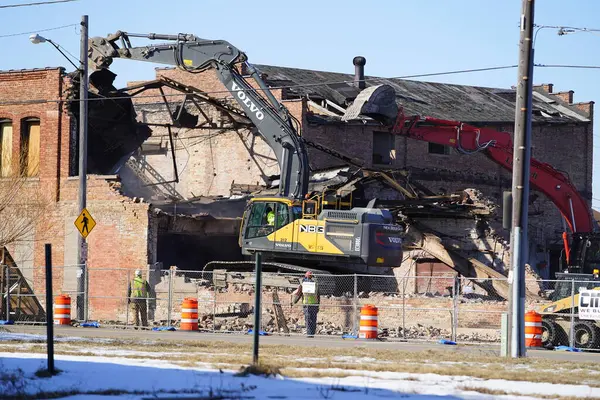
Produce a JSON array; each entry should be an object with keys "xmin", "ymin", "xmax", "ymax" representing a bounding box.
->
[{"xmin": 537, "ymin": 248, "xmax": 600, "ymax": 349}]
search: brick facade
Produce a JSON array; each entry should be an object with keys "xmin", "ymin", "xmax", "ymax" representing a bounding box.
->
[
  {"xmin": 0, "ymin": 69, "xmax": 154, "ymax": 320},
  {"xmin": 1, "ymin": 62, "xmax": 593, "ymax": 319}
]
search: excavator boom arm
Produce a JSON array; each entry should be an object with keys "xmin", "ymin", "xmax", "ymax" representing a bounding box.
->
[
  {"xmin": 88, "ymin": 31, "xmax": 309, "ymax": 199},
  {"xmin": 394, "ymin": 113, "xmax": 594, "ymax": 234}
]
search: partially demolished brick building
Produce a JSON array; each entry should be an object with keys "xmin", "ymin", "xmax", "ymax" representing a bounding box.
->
[
  {"xmin": 0, "ymin": 57, "xmax": 593, "ymax": 318},
  {"xmin": 120, "ymin": 60, "xmax": 593, "ymax": 279}
]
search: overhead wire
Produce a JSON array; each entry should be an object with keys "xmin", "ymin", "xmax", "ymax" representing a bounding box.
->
[
  {"xmin": 534, "ymin": 24, "xmax": 600, "ymax": 34},
  {"xmin": 534, "ymin": 63, "xmax": 600, "ymax": 70},
  {"xmin": 0, "ymin": 62, "xmax": 597, "ymax": 107},
  {"xmin": 0, "ymin": 0, "xmax": 78, "ymax": 8},
  {"xmin": 0, "ymin": 23, "xmax": 77, "ymax": 38},
  {"xmin": 0, "ymin": 64, "xmax": 521, "ymax": 106}
]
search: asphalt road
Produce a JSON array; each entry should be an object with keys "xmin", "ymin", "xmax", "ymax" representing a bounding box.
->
[{"xmin": 3, "ymin": 325, "xmax": 599, "ymax": 363}]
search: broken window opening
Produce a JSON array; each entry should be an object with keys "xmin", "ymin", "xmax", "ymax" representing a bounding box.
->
[
  {"xmin": 0, "ymin": 119, "xmax": 13, "ymax": 177},
  {"xmin": 428, "ymin": 142, "xmax": 451, "ymax": 156},
  {"xmin": 372, "ymin": 131, "xmax": 395, "ymax": 165},
  {"xmin": 20, "ymin": 118, "xmax": 40, "ymax": 177}
]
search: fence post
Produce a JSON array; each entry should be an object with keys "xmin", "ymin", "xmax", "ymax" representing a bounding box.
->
[
  {"xmin": 353, "ymin": 274, "xmax": 358, "ymax": 335},
  {"xmin": 4, "ymin": 265, "xmax": 10, "ymax": 321},
  {"xmin": 569, "ymin": 278, "xmax": 575, "ymax": 348},
  {"xmin": 84, "ymin": 264, "xmax": 89, "ymax": 322},
  {"xmin": 167, "ymin": 267, "xmax": 173, "ymax": 327},
  {"xmin": 252, "ymin": 252, "xmax": 263, "ymax": 365},
  {"xmin": 452, "ymin": 276, "xmax": 459, "ymax": 342},
  {"xmin": 213, "ymin": 274, "xmax": 217, "ymax": 332},
  {"xmin": 402, "ymin": 275, "xmax": 406, "ymax": 339},
  {"xmin": 125, "ymin": 269, "xmax": 130, "ymax": 327},
  {"xmin": 45, "ymin": 244, "xmax": 54, "ymax": 374}
]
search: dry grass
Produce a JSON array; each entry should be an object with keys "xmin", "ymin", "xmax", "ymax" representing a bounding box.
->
[
  {"xmin": 458, "ymin": 386, "xmax": 600, "ymax": 400},
  {"xmin": 234, "ymin": 363, "xmax": 282, "ymax": 378},
  {"xmin": 2, "ymin": 337, "xmax": 598, "ymax": 388}
]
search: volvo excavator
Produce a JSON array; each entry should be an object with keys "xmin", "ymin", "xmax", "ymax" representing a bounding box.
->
[
  {"xmin": 346, "ymin": 88, "xmax": 600, "ymax": 348},
  {"xmin": 87, "ymin": 31, "xmax": 404, "ymax": 285}
]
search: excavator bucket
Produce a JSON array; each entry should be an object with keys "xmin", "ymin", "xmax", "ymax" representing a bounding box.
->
[{"xmin": 342, "ymin": 84, "xmax": 398, "ymax": 125}]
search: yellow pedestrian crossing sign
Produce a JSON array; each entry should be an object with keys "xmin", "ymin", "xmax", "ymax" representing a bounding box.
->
[{"xmin": 74, "ymin": 208, "xmax": 96, "ymax": 239}]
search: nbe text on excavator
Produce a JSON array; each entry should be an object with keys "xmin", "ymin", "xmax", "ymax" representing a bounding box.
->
[{"xmin": 88, "ymin": 31, "xmax": 404, "ymax": 278}]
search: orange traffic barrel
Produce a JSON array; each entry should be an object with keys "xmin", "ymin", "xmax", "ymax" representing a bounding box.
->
[
  {"xmin": 53, "ymin": 294, "xmax": 71, "ymax": 325},
  {"xmin": 180, "ymin": 298, "xmax": 199, "ymax": 331},
  {"xmin": 525, "ymin": 310, "xmax": 543, "ymax": 348},
  {"xmin": 359, "ymin": 305, "xmax": 378, "ymax": 339}
]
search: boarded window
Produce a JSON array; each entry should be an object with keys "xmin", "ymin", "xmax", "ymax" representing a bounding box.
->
[
  {"xmin": 428, "ymin": 143, "xmax": 451, "ymax": 155},
  {"xmin": 372, "ymin": 132, "xmax": 395, "ymax": 165},
  {"xmin": 21, "ymin": 119, "xmax": 40, "ymax": 177},
  {"xmin": 0, "ymin": 120, "xmax": 13, "ymax": 177}
]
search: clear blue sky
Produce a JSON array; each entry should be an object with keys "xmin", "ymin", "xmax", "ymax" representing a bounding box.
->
[{"xmin": 1, "ymin": 0, "xmax": 599, "ymax": 209}]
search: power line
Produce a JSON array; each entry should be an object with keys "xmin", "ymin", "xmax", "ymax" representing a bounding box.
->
[
  {"xmin": 52, "ymin": 42, "xmax": 80, "ymax": 65},
  {"xmin": 0, "ymin": 61, "xmax": 596, "ymax": 107},
  {"xmin": 535, "ymin": 63, "xmax": 600, "ymax": 70},
  {"xmin": 0, "ymin": 64, "xmax": 520, "ymax": 106},
  {"xmin": 0, "ymin": 23, "xmax": 77, "ymax": 39},
  {"xmin": 534, "ymin": 24, "xmax": 600, "ymax": 34},
  {"xmin": 0, "ymin": 0, "xmax": 78, "ymax": 8}
]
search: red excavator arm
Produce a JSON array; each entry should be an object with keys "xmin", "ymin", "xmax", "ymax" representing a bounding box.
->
[{"xmin": 391, "ymin": 111, "xmax": 594, "ymax": 235}]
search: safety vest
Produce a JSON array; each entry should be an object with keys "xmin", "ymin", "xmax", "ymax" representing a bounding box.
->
[
  {"xmin": 302, "ymin": 280, "xmax": 318, "ymax": 305},
  {"xmin": 131, "ymin": 277, "xmax": 147, "ymax": 298},
  {"xmin": 267, "ymin": 211, "xmax": 275, "ymax": 225}
]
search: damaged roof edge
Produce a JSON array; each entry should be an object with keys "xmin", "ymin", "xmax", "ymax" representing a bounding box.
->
[
  {"xmin": 0, "ymin": 66, "xmax": 66, "ymax": 74},
  {"xmin": 153, "ymin": 62, "xmax": 591, "ymax": 124}
]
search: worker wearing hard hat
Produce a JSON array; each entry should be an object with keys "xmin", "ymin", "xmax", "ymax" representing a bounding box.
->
[
  {"xmin": 266, "ymin": 206, "xmax": 275, "ymax": 226},
  {"xmin": 293, "ymin": 271, "xmax": 321, "ymax": 337},
  {"xmin": 127, "ymin": 269, "xmax": 151, "ymax": 328}
]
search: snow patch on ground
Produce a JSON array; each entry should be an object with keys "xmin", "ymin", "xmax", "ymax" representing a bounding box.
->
[
  {"xmin": 0, "ymin": 351, "xmax": 598, "ymax": 399},
  {"xmin": 0, "ymin": 332, "xmax": 113, "ymax": 343}
]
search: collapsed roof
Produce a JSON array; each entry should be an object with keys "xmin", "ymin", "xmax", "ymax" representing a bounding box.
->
[{"xmin": 252, "ymin": 64, "xmax": 591, "ymax": 124}]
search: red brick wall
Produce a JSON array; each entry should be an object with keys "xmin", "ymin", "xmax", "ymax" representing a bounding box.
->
[
  {"xmin": 0, "ymin": 68, "xmax": 71, "ymax": 199},
  {"xmin": 0, "ymin": 69, "xmax": 154, "ymax": 320}
]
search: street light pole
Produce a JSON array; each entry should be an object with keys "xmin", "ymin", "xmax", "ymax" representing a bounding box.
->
[{"xmin": 76, "ymin": 15, "xmax": 89, "ymax": 322}]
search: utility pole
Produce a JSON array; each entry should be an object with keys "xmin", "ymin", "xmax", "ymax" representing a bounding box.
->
[
  {"xmin": 508, "ymin": 0, "xmax": 535, "ymax": 358},
  {"xmin": 76, "ymin": 15, "xmax": 89, "ymax": 321}
]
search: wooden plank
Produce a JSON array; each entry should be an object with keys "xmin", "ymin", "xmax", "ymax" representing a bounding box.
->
[{"xmin": 272, "ymin": 291, "xmax": 289, "ymax": 334}]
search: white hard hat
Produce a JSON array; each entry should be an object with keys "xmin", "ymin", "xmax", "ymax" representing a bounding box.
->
[{"xmin": 135, "ymin": 270, "xmax": 142, "ymax": 277}]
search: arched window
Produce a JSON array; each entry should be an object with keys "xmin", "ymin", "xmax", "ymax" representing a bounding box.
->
[
  {"xmin": 0, "ymin": 119, "xmax": 13, "ymax": 177},
  {"xmin": 21, "ymin": 118, "xmax": 40, "ymax": 177}
]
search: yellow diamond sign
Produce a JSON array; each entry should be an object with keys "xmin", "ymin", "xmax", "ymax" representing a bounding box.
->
[{"xmin": 74, "ymin": 208, "xmax": 96, "ymax": 239}]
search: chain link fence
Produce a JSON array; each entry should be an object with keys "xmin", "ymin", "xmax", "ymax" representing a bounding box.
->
[{"xmin": 3, "ymin": 264, "xmax": 600, "ymax": 351}]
